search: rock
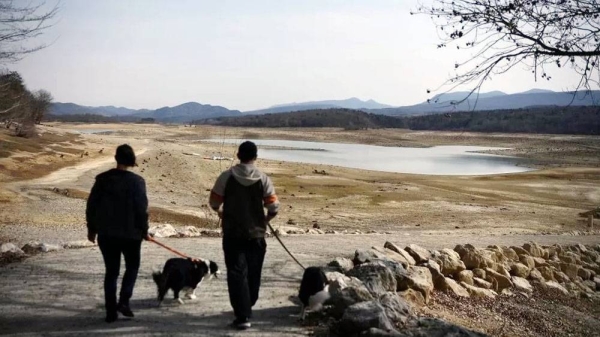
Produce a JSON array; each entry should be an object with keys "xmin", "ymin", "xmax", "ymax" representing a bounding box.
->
[
  {"xmin": 411, "ymin": 318, "xmax": 489, "ymax": 337},
  {"xmin": 434, "ymin": 249, "xmax": 466, "ymax": 276},
  {"xmin": 383, "ymin": 242, "xmax": 416, "ymax": 265},
  {"xmin": 519, "ymin": 255, "xmax": 536, "ymax": 269},
  {"xmin": 512, "ymin": 276, "xmax": 533, "ymax": 293},
  {"xmin": 354, "ymin": 249, "xmax": 387, "ymax": 265},
  {"xmin": 496, "ymin": 264, "xmax": 512, "ymax": 279},
  {"xmin": 199, "ymin": 229, "xmax": 221, "ymax": 237},
  {"xmin": 149, "ymin": 224, "xmax": 178, "ymax": 238},
  {"xmin": 325, "ymin": 271, "xmax": 351, "ymax": 284},
  {"xmin": 577, "ymin": 268, "xmax": 594, "ymax": 281},
  {"xmin": 347, "ymin": 262, "xmax": 397, "ymax": 297},
  {"xmin": 537, "ymin": 266, "xmax": 556, "ymax": 281},
  {"xmin": 454, "ymin": 244, "xmax": 471, "ymax": 258},
  {"xmin": 305, "ymin": 229, "xmax": 320, "ymax": 235},
  {"xmin": 593, "ymin": 277, "xmax": 600, "ymax": 291},
  {"xmin": 339, "ymin": 301, "xmax": 394, "ymax": 335},
  {"xmin": 511, "ymin": 246, "xmax": 530, "ymax": 256},
  {"xmin": 485, "ymin": 268, "xmax": 513, "ymax": 291},
  {"xmin": 274, "ymin": 228, "xmax": 288, "ymax": 236},
  {"xmin": 328, "ymin": 258, "xmax": 354, "ymax": 273},
  {"xmin": 457, "ymin": 270, "xmax": 474, "ymax": 286},
  {"xmin": 371, "ymin": 259, "xmax": 408, "ymax": 289},
  {"xmin": 501, "ymin": 247, "xmax": 519, "ymax": 261},
  {"xmin": 545, "ymin": 281, "xmax": 569, "ymax": 295},
  {"xmin": 398, "ymin": 289, "xmax": 426, "ymax": 307},
  {"xmin": 532, "ymin": 257, "xmax": 548, "ymax": 267},
  {"xmin": 559, "ymin": 251, "xmax": 581, "ymax": 264},
  {"xmin": 0, "ymin": 243, "xmax": 25, "ymax": 255},
  {"xmin": 523, "ymin": 242, "xmax": 547, "ymax": 258},
  {"xmin": 404, "ymin": 244, "xmax": 432, "ymax": 264},
  {"xmin": 372, "ymin": 246, "xmax": 413, "ymax": 268},
  {"xmin": 439, "ymin": 277, "xmax": 470, "ymax": 297},
  {"xmin": 472, "ymin": 268, "xmax": 486, "ymax": 279},
  {"xmin": 461, "ymin": 249, "xmax": 496, "ymax": 270},
  {"xmin": 328, "ymin": 278, "xmax": 374, "ymax": 319},
  {"xmin": 473, "ymin": 277, "xmax": 493, "ymax": 289},
  {"xmin": 573, "ymin": 280, "xmax": 594, "ymax": 294},
  {"xmin": 21, "ymin": 242, "xmax": 60, "ymax": 254},
  {"xmin": 528, "ymin": 268, "xmax": 544, "ymax": 282},
  {"xmin": 560, "ymin": 262, "xmax": 581, "ymax": 279},
  {"xmin": 510, "ymin": 263, "xmax": 530, "ymax": 278},
  {"xmin": 378, "ymin": 292, "xmax": 412, "ymax": 325},
  {"xmin": 176, "ymin": 226, "xmax": 201, "ymax": 237},
  {"xmin": 62, "ymin": 240, "xmax": 95, "ymax": 249},
  {"xmin": 553, "ymin": 271, "xmax": 570, "ymax": 283},
  {"xmin": 460, "ymin": 282, "xmax": 497, "ymax": 298},
  {"xmin": 361, "ymin": 328, "xmax": 409, "ymax": 337},
  {"xmin": 396, "ymin": 266, "xmax": 433, "ymax": 303}
]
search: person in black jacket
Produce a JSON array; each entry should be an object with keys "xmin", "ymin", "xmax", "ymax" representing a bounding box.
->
[{"xmin": 86, "ymin": 144, "xmax": 149, "ymax": 323}]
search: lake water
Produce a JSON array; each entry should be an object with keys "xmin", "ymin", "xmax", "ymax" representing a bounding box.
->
[
  {"xmin": 204, "ymin": 139, "xmax": 532, "ymax": 175},
  {"xmin": 73, "ymin": 129, "xmax": 115, "ymax": 134}
]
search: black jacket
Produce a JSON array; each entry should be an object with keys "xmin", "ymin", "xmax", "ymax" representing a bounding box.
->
[
  {"xmin": 222, "ymin": 176, "xmax": 266, "ymax": 239},
  {"xmin": 86, "ymin": 169, "xmax": 149, "ymax": 240}
]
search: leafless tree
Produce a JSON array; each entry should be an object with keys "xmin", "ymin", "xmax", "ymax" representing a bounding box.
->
[
  {"xmin": 30, "ymin": 89, "xmax": 52, "ymax": 124},
  {"xmin": 414, "ymin": 0, "xmax": 600, "ymax": 103},
  {"xmin": 0, "ymin": 0, "xmax": 59, "ymax": 65}
]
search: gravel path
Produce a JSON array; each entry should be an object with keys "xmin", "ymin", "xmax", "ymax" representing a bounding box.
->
[{"xmin": 1, "ymin": 234, "xmax": 599, "ymax": 337}]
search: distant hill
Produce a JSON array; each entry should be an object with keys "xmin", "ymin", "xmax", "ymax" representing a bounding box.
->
[
  {"xmin": 50, "ymin": 102, "xmax": 240, "ymax": 123},
  {"xmin": 374, "ymin": 90, "xmax": 600, "ymax": 116},
  {"xmin": 200, "ymin": 108, "xmax": 406, "ymax": 129},
  {"xmin": 245, "ymin": 97, "xmax": 392, "ymax": 115}
]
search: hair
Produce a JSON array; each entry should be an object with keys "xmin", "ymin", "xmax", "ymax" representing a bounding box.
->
[
  {"xmin": 237, "ymin": 141, "xmax": 257, "ymax": 162},
  {"xmin": 115, "ymin": 144, "xmax": 136, "ymax": 167}
]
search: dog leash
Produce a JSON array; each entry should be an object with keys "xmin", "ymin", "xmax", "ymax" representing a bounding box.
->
[
  {"xmin": 267, "ymin": 222, "xmax": 306, "ymax": 270},
  {"xmin": 147, "ymin": 237, "xmax": 203, "ymax": 263}
]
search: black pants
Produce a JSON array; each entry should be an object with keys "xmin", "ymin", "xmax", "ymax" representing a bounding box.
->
[
  {"xmin": 98, "ymin": 236, "xmax": 142, "ymax": 314},
  {"xmin": 223, "ymin": 237, "xmax": 267, "ymax": 320}
]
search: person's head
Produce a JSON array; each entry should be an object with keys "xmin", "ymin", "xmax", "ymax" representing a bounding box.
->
[
  {"xmin": 237, "ymin": 141, "xmax": 257, "ymax": 163},
  {"xmin": 115, "ymin": 144, "xmax": 137, "ymax": 168}
]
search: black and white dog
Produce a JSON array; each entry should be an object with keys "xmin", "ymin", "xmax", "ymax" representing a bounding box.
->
[
  {"xmin": 152, "ymin": 258, "xmax": 220, "ymax": 305},
  {"xmin": 298, "ymin": 267, "xmax": 330, "ymax": 320}
]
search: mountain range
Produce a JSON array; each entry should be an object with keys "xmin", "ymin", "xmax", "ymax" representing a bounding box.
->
[{"xmin": 49, "ymin": 89, "xmax": 600, "ymax": 123}]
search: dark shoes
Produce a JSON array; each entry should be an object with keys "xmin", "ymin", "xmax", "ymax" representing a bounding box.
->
[
  {"xmin": 105, "ymin": 312, "xmax": 118, "ymax": 323},
  {"xmin": 117, "ymin": 303, "xmax": 135, "ymax": 318},
  {"xmin": 232, "ymin": 317, "xmax": 251, "ymax": 330}
]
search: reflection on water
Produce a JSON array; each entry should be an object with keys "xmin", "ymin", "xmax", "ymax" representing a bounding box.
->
[{"xmin": 205, "ymin": 139, "xmax": 532, "ymax": 176}]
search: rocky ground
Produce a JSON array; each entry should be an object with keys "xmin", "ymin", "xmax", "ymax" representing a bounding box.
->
[{"xmin": 1, "ymin": 123, "xmax": 599, "ymax": 336}]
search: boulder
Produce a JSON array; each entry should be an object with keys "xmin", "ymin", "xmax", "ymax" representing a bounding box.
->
[
  {"xmin": 339, "ymin": 301, "xmax": 394, "ymax": 335},
  {"xmin": 462, "ymin": 249, "xmax": 496, "ymax": 270},
  {"xmin": 560, "ymin": 262, "xmax": 581, "ymax": 279},
  {"xmin": 528, "ymin": 268, "xmax": 544, "ymax": 282},
  {"xmin": 361, "ymin": 328, "xmax": 409, "ymax": 337},
  {"xmin": 519, "ymin": 255, "xmax": 536, "ymax": 269},
  {"xmin": 372, "ymin": 246, "xmax": 413, "ymax": 268},
  {"xmin": 396, "ymin": 266, "xmax": 434, "ymax": 303},
  {"xmin": 404, "ymin": 244, "xmax": 432, "ymax": 264},
  {"xmin": 512, "ymin": 276, "xmax": 533, "ymax": 293},
  {"xmin": 553, "ymin": 271, "xmax": 570, "ymax": 283},
  {"xmin": 485, "ymin": 268, "xmax": 513, "ymax": 291},
  {"xmin": 439, "ymin": 277, "xmax": 470, "ymax": 297},
  {"xmin": 0, "ymin": 243, "xmax": 24, "ymax": 255},
  {"xmin": 460, "ymin": 282, "xmax": 497, "ymax": 298},
  {"xmin": 511, "ymin": 246, "xmax": 530, "ymax": 256},
  {"xmin": 21, "ymin": 242, "xmax": 62, "ymax": 254},
  {"xmin": 510, "ymin": 263, "xmax": 530, "ymax": 278},
  {"xmin": 200, "ymin": 229, "xmax": 221, "ymax": 237},
  {"xmin": 577, "ymin": 268, "xmax": 594, "ymax": 281},
  {"xmin": 176, "ymin": 226, "xmax": 201, "ymax": 237},
  {"xmin": 378, "ymin": 292, "xmax": 412, "ymax": 325},
  {"xmin": 370, "ymin": 259, "xmax": 408, "ymax": 289},
  {"xmin": 558, "ymin": 251, "xmax": 581, "ymax": 264},
  {"xmin": 325, "ymin": 271, "xmax": 351, "ymax": 284},
  {"xmin": 523, "ymin": 242, "xmax": 547, "ymax": 258},
  {"xmin": 501, "ymin": 247, "xmax": 519, "ymax": 261},
  {"xmin": 537, "ymin": 266, "xmax": 556, "ymax": 281},
  {"xmin": 545, "ymin": 281, "xmax": 569, "ymax": 295},
  {"xmin": 347, "ymin": 262, "xmax": 397, "ymax": 297},
  {"xmin": 328, "ymin": 278, "xmax": 374, "ymax": 319},
  {"xmin": 473, "ymin": 277, "xmax": 493, "ymax": 289},
  {"xmin": 328, "ymin": 257, "xmax": 355, "ymax": 273},
  {"xmin": 454, "ymin": 244, "xmax": 472, "ymax": 258},
  {"xmin": 149, "ymin": 224, "xmax": 178, "ymax": 238},
  {"xmin": 398, "ymin": 289, "xmax": 426, "ymax": 307},
  {"xmin": 496, "ymin": 264, "xmax": 512, "ymax": 279},
  {"xmin": 472, "ymin": 268, "xmax": 486, "ymax": 279},
  {"xmin": 354, "ymin": 249, "xmax": 387, "ymax": 265},
  {"xmin": 532, "ymin": 257, "xmax": 549, "ymax": 268},
  {"xmin": 383, "ymin": 242, "xmax": 416, "ymax": 266},
  {"xmin": 434, "ymin": 249, "xmax": 466, "ymax": 276},
  {"xmin": 457, "ymin": 270, "xmax": 474, "ymax": 286}
]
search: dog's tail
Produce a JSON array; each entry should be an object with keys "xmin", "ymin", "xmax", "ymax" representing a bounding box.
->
[{"xmin": 152, "ymin": 270, "xmax": 168, "ymax": 303}]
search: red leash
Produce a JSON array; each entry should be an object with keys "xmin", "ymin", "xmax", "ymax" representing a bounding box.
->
[{"xmin": 147, "ymin": 237, "xmax": 202, "ymax": 263}]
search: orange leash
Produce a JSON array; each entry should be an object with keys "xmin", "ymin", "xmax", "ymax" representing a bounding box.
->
[{"xmin": 147, "ymin": 237, "xmax": 202, "ymax": 263}]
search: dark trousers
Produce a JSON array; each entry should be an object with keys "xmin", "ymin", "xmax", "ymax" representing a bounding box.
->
[
  {"xmin": 98, "ymin": 236, "xmax": 142, "ymax": 313},
  {"xmin": 223, "ymin": 237, "xmax": 267, "ymax": 320}
]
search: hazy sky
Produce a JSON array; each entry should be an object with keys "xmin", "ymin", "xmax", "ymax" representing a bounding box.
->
[{"xmin": 11, "ymin": 0, "xmax": 584, "ymax": 111}]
